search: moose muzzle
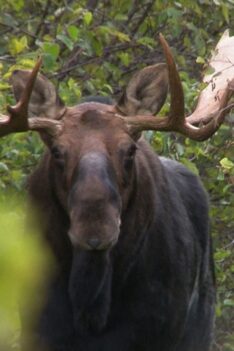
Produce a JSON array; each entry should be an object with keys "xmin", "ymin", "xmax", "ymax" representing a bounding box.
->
[{"xmin": 68, "ymin": 152, "xmax": 122, "ymax": 251}]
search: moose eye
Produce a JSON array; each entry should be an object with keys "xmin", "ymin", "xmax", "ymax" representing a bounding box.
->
[
  {"xmin": 123, "ymin": 144, "xmax": 137, "ymax": 171},
  {"xmin": 127, "ymin": 144, "xmax": 137, "ymax": 158},
  {"xmin": 51, "ymin": 146, "xmax": 65, "ymax": 170},
  {"xmin": 51, "ymin": 146, "xmax": 63, "ymax": 159}
]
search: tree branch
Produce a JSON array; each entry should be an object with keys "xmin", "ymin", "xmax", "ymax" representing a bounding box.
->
[
  {"xmin": 33, "ymin": 0, "xmax": 52, "ymax": 42},
  {"xmin": 0, "ymin": 21, "xmax": 36, "ymax": 39},
  {"xmin": 130, "ymin": 1, "xmax": 154, "ymax": 34},
  {"xmin": 87, "ymin": 0, "xmax": 99, "ymax": 10}
]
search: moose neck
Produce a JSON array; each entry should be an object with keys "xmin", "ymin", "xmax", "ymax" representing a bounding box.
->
[
  {"xmin": 112, "ymin": 140, "xmax": 169, "ymax": 289},
  {"xmin": 68, "ymin": 249, "xmax": 112, "ymax": 335}
]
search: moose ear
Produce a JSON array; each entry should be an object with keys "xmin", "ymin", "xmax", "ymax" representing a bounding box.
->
[
  {"xmin": 11, "ymin": 70, "xmax": 65, "ymax": 119},
  {"xmin": 117, "ymin": 63, "xmax": 168, "ymax": 116}
]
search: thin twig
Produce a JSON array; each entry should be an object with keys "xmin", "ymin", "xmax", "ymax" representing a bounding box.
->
[
  {"xmin": 0, "ymin": 55, "xmax": 15, "ymax": 62},
  {"xmin": 52, "ymin": 42, "xmax": 141, "ymax": 79},
  {"xmin": 87, "ymin": 0, "xmax": 99, "ymax": 10},
  {"xmin": 0, "ymin": 21, "xmax": 36, "ymax": 39},
  {"xmin": 223, "ymin": 239, "xmax": 234, "ymax": 249},
  {"xmin": 131, "ymin": 1, "xmax": 154, "ymax": 34},
  {"xmin": 33, "ymin": 0, "xmax": 52, "ymax": 43}
]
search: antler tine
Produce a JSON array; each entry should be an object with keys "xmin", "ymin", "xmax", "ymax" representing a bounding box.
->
[
  {"xmin": 124, "ymin": 89, "xmax": 232, "ymax": 140},
  {"xmin": 8, "ymin": 57, "xmax": 42, "ymax": 118},
  {"xmin": 28, "ymin": 117, "xmax": 64, "ymax": 136},
  {"xmin": 120, "ymin": 35, "xmax": 188, "ymax": 137},
  {"xmin": 158, "ymin": 33, "xmax": 185, "ymax": 125},
  {"xmin": 0, "ymin": 58, "xmax": 42, "ymax": 137},
  {"xmin": 182, "ymin": 83, "xmax": 233, "ymax": 141},
  {"xmin": 123, "ymin": 34, "xmax": 234, "ymax": 141},
  {"xmin": 0, "ymin": 58, "xmax": 63, "ymax": 138}
]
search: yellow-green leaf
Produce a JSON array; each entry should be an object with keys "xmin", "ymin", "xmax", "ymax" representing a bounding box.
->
[
  {"xmin": 18, "ymin": 58, "xmax": 38, "ymax": 69},
  {"xmin": 114, "ymin": 30, "xmax": 130, "ymax": 42},
  {"xmin": 67, "ymin": 25, "xmax": 79, "ymax": 41},
  {"xmin": 118, "ymin": 52, "xmax": 130, "ymax": 66},
  {"xmin": 8, "ymin": 36, "xmax": 28, "ymax": 56},
  {"xmin": 0, "ymin": 82, "xmax": 11, "ymax": 90},
  {"xmin": 220, "ymin": 157, "xmax": 234, "ymax": 170},
  {"xmin": 196, "ymin": 56, "xmax": 205, "ymax": 64},
  {"xmin": 221, "ymin": 4, "xmax": 229, "ymax": 24},
  {"xmin": 83, "ymin": 11, "xmax": 93, "ymax": 26}
]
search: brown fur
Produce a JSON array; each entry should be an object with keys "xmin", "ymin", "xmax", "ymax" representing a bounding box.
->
[{"xmin": 13, "ymin": 67, "xmax": 215, "ymax": 351}]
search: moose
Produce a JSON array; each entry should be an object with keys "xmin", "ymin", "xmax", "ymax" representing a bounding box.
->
[{"xmin": 0, "ymin": 34, "xmax": 233, "ymax": 351}]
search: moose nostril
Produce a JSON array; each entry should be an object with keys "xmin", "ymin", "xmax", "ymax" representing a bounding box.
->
[
  {"xmin": 88, "ymin": 238, "xmax": 101, "ymax": 249},
  {"xmin": 12, "ymin": 70, "xmax": 19, "ymax": 75}
]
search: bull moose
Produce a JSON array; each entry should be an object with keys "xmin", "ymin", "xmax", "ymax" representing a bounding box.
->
[{"xmin": 0, "ymin": 34, "xmax": 233, "ymax": 351}]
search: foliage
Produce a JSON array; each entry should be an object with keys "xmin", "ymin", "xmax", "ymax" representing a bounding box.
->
[
  {"xmin": 0, "ymin": 199, "xmax": 53, "ymax": 351},
  {"xmin": 0, "ymin": 0, "xmax": 233, "ymax": 350}
]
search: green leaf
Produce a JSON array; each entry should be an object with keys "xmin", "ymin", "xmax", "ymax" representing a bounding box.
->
[
  {"xmin": 118, "ymin": 52, "xmax": 130, "ymax": 66},
  {"xmin": 196, "ymin": 56, "xmax": 205, "ymax": 64},
  {"xmin": 0, "ymin": 82, "xmax": 10, "ymax": 90},
  {"xmin": 113, "ymin": 13, "xmax": 128, "ymax": 21},
  {"xmin": 0, "ymin": 162, "xmax": 9, "ymax": 172},
  {"xmin": 221, "ymin": 4, "xmax": 229, "ymax": 24},
  {"xmin": 220, "ymin": 157, "xmax": 234, "ymax": 170},
  {"xmin": 175, "ymin": 143, "xmax": 184, "ymax": 156},
  {"xmin": 113, "ymin": 30, "xmax": 130, "ymax": 42},
  {"xmin": 67, "ymin": 25, "xmax": 79, "ymax": 41},
  {"xmin": 223, "ymin": 299, "xmax": 234, "ymax": 308},
  {"xmin": 17, "ymin": 58, "xmax": 37, "ymax": 69},
  {"xmin": 92, "ymin": 38, "xmax": 103, "ymax": 56},
  {"xmin": 0, "ymin": 201, "xmax": 53, "ymax": 346},
  {"xmin": 180, "ymin": 158, "xmax": 199, "ymax": 175},
  {"xmin": 9, "ymin": 0, "xmax": 24, "ymax": 11},
  {"xmin": 137, "ymin": 36, "xmax": 155, "ymax": 49},
  {"xmin": 42, "ymin": 42, "xmax": 60, "ymax": 59},
  {"xmin": 215, "ymin": 249, "xmax": 231, "ymax": 262},
  {"xmin": 215, "ymin": 304, "xmax": 222, "ymax": 317},
  {"xmin": 83, "ymin": 11, "xmax": 93, "ymax": 26},
  {"xmin": 57, "ymin": 34, "xmax": 74, "ymax": 51},
  {"xmin": 8, "ymin": 36, "xmax": 28, "ymax": 56},
  {"xmin": 103, "ymin": 84, "xmax": 113, "ymax": 94},
  {"xmin": 204, "ymin": 66, "xmax": 215, "ymax": 76},
  {"xmin": 41, "ymin": 54, "xmax": 57, "ymax": 71}
]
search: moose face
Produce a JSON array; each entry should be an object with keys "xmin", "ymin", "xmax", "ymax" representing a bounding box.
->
[
  {"xmin": 10, "ymin": 59, "xmax": 168, "ymax": 252},
  {"xmin": 49, "ymin": 103, "xmax": 137, "ymax": 250},
  {"xmin": 5, "ymin": 35, "xmax": 228, "ymax": 251}
]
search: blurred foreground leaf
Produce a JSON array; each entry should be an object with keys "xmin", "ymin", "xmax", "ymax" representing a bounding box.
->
[{"xmin": 0, "ymin": 199, "xmax": 53, "ymax": 350}]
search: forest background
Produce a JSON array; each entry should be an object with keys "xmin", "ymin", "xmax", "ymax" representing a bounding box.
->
[{"xmin": 0, "ymin": 1, "xmax": 233, "ymax": 350}]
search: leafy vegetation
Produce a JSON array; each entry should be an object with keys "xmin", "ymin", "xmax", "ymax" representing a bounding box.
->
[
  {"xmin": 0, "ymin": 1, "xmax": 233, "ymax": 350},
  {"xmin": 0, "ymin": 199, "xmax": 53, "ymax": 351}
]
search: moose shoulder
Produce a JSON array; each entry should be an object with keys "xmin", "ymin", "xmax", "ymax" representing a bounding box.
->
[{"xmin": 1, "ymin": 35, "xmax": 233, "ymax": 351}]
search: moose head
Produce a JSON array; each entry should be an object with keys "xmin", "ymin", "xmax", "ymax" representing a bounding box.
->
[{"xmin": 0, "ymin": 35, "xmax": 232, "ymax": 251}]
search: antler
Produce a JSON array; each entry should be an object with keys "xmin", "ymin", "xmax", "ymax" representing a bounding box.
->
[
  {"xmin": 123, "ymin": 33, "xmax": 234, "ymax": 141},
  {"xmin": 0, "ymin": 58, "xmax": 63, "ymax": 138}
]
